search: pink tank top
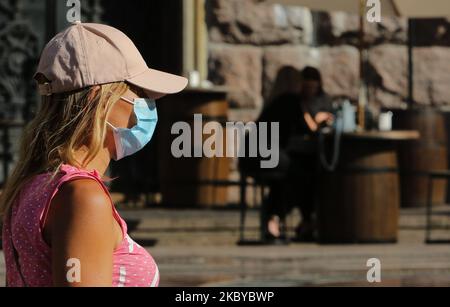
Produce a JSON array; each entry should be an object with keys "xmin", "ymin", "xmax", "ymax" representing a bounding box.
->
[{"xmin": 2, "ymin": 164, "xmax": 159, "ymax": 287}]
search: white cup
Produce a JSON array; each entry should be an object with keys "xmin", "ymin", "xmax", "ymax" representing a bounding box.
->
[
  {"xmin": 379, "ymin": 112, "xmax": 393, "ymax": 131},
  {"xmin": 189, "ymin": 71, "xmax": 200, "ymax": 88}
]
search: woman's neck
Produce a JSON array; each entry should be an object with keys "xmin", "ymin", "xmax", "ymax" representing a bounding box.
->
[{"xmin": 73, "ymin": 146, "xmax": 111, "ymax": 176}]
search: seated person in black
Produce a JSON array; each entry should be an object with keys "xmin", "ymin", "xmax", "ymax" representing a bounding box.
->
[{"xmin": 242, "ymin": 66, "xmax": 333, "ymax": 242}]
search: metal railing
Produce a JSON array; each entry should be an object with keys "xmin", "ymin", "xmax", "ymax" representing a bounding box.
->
[{"xmin": 0, "ymin": 120, "xmax": 25, "ymax": 188}]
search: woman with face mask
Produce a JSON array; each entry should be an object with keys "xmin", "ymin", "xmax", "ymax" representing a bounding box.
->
[
  {"xmin": 0, "ymin": 22, "xmax": 188, "ymax": 287},
  {"xmin": 244, "ymin": 66, "xmax": 333, "ymax": 243}
]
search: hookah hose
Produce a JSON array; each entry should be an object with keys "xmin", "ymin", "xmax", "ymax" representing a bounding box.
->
[{"xmin": 318, "ymin": 113, "xmax": 344, "ymax": 172}]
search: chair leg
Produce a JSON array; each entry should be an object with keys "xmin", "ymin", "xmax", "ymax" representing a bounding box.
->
[
  {"xmin": 280, "ymin": 217, "xmax": 288, "ymax": 238},
  {"xmin": 280, "ymin": 183, "xmax": 290, "ymax": 238},
  {"xmin": 253, "ymin": 180, "xmax": 258, "ymax": 209},
  {"xmin": 239, "ymin": 176, "xmax": 248, "ymax": 243},
  {"xmin": 426, "ymin": 175, "xmax": 433, "ymax": 244},
  {"xmin": 260, "ymin": 183, "xmax": 268, "ymax": 241}
]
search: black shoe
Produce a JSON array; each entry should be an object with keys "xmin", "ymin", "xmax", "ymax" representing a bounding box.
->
[{"xmin": 263, "ymin": 232, "xmax": 290, "ymax": 245}]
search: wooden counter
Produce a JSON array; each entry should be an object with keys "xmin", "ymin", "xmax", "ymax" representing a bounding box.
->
[
  {"xmin": 392, "ymin": 108, "xmax": 449, "ymax": 207},
  {"xmin": 157, "ymin": 87, "xmax": 230, "ymax": 207}
]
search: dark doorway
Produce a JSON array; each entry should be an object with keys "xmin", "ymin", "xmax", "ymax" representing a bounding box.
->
[
  {"xmin": 99, "ymin": 0, "xmax": 184, "ymax": 206},
  {"xmin": 102, "ymin": 0, "xmax": 184, "ymax": 75}
]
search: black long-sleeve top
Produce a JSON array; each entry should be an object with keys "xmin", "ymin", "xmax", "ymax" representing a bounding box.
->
[{"xmin": 256, "ymin": 93, "xmax": 333, "ymax": 150}]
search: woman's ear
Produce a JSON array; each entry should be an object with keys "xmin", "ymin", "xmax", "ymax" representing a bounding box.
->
[{"xmin": 90, "ymin": 85, "xmax": 111, "ymax": 115}]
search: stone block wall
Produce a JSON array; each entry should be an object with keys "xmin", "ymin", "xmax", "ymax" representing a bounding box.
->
[
  {"xmin": 205, "ymin": 0, "xmax": 450, "ymax": 205},
  {"xmin": 207, "ymin": 0, "xmax": 450, "ymax": 117}
]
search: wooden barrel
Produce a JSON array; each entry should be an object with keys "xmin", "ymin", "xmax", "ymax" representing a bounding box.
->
[
  {"xmin": 392, "ymin": 108, "xmax": 448, "ymax": 207},
  {"xmin": 158, "ymin": 88, "xmax": 230, "ymax": 207},
  {"xmin": 317, "ymin": 137, "xmax": 400, "ymax": 243}
]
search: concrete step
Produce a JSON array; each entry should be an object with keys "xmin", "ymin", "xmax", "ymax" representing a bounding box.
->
[{"xmin": 119, "ymin": 207, "xmax": 450, "ymax": 246}]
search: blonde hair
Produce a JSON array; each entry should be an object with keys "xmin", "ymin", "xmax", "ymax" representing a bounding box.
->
[{"xmin": 0, "ymin": 81, "xmax": 129, "ymax": 221}]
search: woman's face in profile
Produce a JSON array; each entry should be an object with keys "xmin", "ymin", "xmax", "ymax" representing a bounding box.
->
[{"xmin": 302, "ymin": 80, "xmax": 320, "ymax": 99}]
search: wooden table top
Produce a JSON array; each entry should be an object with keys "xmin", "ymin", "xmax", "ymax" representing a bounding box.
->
[
  {"xmin": 342, "ymin": 130, "xmax": 420, "ymax": 141},
  {"xmin": 287, "ymin": 130, "xmax": 420, "ymax": 154}
]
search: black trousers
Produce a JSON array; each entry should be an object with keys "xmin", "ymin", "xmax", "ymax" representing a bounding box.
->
[{"xmin": 246, "ymin": 150, "xmax": 318, "ymax": 223}]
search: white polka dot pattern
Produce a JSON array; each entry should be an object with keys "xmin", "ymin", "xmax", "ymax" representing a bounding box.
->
[{"xmin": 2, "ymin": 164, "xmax": 159, "ymax": 287}]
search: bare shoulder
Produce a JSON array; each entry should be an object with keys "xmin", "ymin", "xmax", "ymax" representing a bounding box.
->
[
  {"xmin": 44, "ymin": 178, "xmax": 115, "ymax": 245},
  {"xmin": 51, "ymin": 178, "xmax": 113, "ymax": 219},
  {"xmin": 48, "ymin": 178, "xmax": 116, "ymax": 286},
  {"xmin": 56, "ymin": 178, "xmax": 111, "ymax": 211}
]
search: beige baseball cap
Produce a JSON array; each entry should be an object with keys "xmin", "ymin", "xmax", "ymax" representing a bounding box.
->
[{"xmin": 35, "ymin": 22, "xmax": 188, "ymax": 98}]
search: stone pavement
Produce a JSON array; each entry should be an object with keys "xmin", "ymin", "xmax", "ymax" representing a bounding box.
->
[{"xmin": 1, "ymin": 207, "xmax": 449, "ymax": 287}]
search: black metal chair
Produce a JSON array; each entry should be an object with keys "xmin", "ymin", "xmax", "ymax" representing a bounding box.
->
[
  {"xmin": 237, "ymin": 153, "xmax": 290, "ymax": 245},
  {"xmin": 236, "ymin": 132, "xmax": 321, "ymax": 245},
  {"xmin": 425, "ymin": 170, "xmax": 450, "ymax": 244}
]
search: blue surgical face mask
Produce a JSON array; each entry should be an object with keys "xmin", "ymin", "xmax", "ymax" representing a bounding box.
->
[{"xmin": 107, "ymin": 96, "xmax": 158, "ymax": 161}]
